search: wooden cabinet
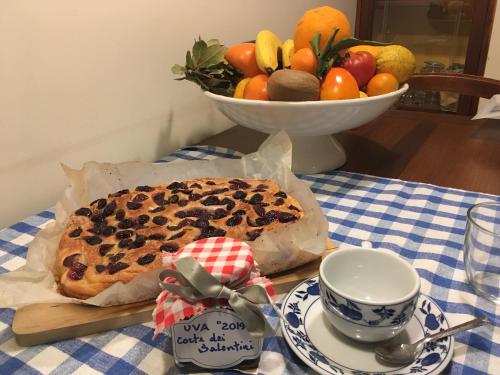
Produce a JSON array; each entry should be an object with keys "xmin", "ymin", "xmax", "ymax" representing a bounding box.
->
[{"xmin": 356, "ymin": 0, "xmax": 496, "ymax": 115}]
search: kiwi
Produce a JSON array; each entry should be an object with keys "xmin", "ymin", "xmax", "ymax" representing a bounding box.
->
[{"xmin": 267, "ymin": 70, "xmax": 320, "ymax": 101}]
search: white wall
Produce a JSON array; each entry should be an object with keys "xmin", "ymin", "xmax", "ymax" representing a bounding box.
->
[
  {"xmin": 477, "ymin": 2, "xmax": 499, "ymax": 111},
  {"xmin": 483, "ymin": 2, "xmax": 500, "ymax": 80},
  {"xmin": 0, "ymin": 1, "xmax": 356, "ymax": 228}
]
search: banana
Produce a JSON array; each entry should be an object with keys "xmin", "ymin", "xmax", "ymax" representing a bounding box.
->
[
  {"xmin": 281, "ymin": 39, "xmax": 295, "ymax": 69},
  {"xmin": 255, "ymin": 30, "xmax": 282, "ymax": 74}
]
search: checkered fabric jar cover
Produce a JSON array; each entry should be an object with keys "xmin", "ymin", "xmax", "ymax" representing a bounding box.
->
[{"xmin": 152, "ymin": 237, "xmax": 275, "ymax": 338}]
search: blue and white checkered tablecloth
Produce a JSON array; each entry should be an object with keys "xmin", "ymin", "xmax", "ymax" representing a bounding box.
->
[{"xmin": 0, "ymin": 145, "xmax": 499, "ymax": 375}]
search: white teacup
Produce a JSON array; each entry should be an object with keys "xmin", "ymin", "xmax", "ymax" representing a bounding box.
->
[{"xmin": 319, "ymin": 247, "xmax": 420, "ymax": 342}]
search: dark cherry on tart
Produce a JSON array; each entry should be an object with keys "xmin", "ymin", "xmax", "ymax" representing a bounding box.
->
[{"xmin": 57, "ymin": 178, "xmax": 303, "ymax": 299}]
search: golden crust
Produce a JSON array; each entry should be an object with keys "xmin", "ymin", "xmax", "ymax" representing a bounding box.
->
[{"xmin": 57, "ymin": 178, "xmax": 303, "ymax": 299}]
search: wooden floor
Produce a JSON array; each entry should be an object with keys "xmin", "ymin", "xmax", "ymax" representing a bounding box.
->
[{"xmin": 201, "ymin": 109, "xmax": 500, "ymax": 195}]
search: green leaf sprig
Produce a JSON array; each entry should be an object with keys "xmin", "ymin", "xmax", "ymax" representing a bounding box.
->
[
  {"xmin": 310, "ymin": 31, "xmax": 391, "ymax": 79},
  {"xmin": 171, "ymin": 37, "xmax": 242, "ymax": 96}
]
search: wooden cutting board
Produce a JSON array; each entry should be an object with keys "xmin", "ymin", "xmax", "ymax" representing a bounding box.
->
[{"xmin": 12, "ymin": 241, "xmax": 335, "ymax": 347}]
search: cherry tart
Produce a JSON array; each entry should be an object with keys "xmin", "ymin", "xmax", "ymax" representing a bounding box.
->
[{"xmin": 57, "ymin": 178, "xmax": 303, "ymax": 299}]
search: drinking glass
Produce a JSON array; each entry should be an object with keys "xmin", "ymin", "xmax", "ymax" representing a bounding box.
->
[{"xmin": 464, "ymin": 202, "xmax": 500, "ymax": 304}]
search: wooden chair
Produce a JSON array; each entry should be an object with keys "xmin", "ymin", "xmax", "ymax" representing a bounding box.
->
[{"xmin": 405, "ymin": 73, "xmax": 500, "ymax": 115}]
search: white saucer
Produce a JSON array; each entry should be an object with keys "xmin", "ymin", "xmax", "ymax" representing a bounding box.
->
[{"xmin": 280, "ymin": 277, "xmax": 454, "ymax": 375}]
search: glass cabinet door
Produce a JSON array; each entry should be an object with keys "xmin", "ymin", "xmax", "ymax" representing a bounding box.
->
[{"xmin": 357, "ymin": 0, "xmax": 496, "ymax": 114}]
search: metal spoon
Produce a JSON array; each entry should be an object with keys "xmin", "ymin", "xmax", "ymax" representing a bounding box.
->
[{"xmin": 375, "ymin": 316, "xmax": 490, "ymax": 364}]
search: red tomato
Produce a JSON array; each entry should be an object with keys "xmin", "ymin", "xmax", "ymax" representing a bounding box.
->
[
  {"xmin": 340, "ymin": 51, "xmax": 376, "ymax": 88},
  {"xmin": 320, "ymin": 68, "xmax": 359, "ymax": 100}
]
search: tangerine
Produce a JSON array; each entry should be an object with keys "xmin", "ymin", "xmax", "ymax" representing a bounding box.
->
[
  {"xmin": 348, "ymin": 45, "xmax": 383, "ymax": 58},
  {"xmin": 291, "ymin": 48, "xmax": 318, "ymax": 75},
  {"xmin": 294, "ymin": 6, "xmax": 352, "ymax": 52},
  {"xmin": 366, "ymin": 73, "xmax": 398, "ymax": 96},
  {"xmin": 243, "ymin": 74, "xmax": 269, "ymax": 100}
]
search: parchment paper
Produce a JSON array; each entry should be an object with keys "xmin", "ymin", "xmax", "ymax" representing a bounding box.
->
[
  {"xmin": 0, "ymin": 131, "xmax": 328, "ymax": 307},
  {"xmin": 472, "ymin": 94, "xmax": 500, "ymax": 120}
]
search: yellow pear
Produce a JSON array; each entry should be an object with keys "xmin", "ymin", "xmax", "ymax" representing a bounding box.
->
[{"xmin": 376, "ymin": 45, "xmax": 416, "ymax": 83}]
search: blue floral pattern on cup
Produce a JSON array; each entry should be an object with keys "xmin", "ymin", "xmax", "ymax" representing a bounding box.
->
[
  {"xmin": 319, "ymin": 278, "xmax": 418, "ymax": 328},
  {"xmin": 281, "ymin": 277, "xmax": 452, "ymax": 375}
]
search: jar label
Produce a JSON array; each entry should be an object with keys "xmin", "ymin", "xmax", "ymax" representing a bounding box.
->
[{"xmin": 172, "ymin": 308, "xmax": 262, "ymax": 369}]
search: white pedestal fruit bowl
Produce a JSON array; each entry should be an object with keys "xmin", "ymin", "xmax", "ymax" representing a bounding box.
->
[{"xmin": 206, "ymin": 84, "xmax": 408, "ymax": 174}]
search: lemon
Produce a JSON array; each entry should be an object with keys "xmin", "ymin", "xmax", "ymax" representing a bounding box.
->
[
  {"xmin": 233, "ymin": 78, "xmax": 251, "ymax": 98},
  {"xmin": 376, "ymin": 45, "xmax": 416, "ymax": 83}
]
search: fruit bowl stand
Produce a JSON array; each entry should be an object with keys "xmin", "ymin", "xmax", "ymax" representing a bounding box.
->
[{"xmin": 205, "ymin": 83, "xmax": 409, "ymax": 174}]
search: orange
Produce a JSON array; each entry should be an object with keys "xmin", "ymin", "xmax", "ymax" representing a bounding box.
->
[
  {"xmin": 320, "ymin": 68, "xmax": 359, "ymax": 100},
  {"xmin": 224, "ymin": 43, "xmax": 262, "ymax": 78},
  {"xmin": 243, "ymin": 74, "xmax": 269, "ymax": 100},
  {"xmin": 294, "ymin": 6, "xmax": 352, "ymax": 52},
  {"xmin": 291, "ymin": 48, "xmax": 318, "ymax": 75},
  {"xmin": 366, "ymin": 73, "xmax": 399, "ymax": 96}
]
